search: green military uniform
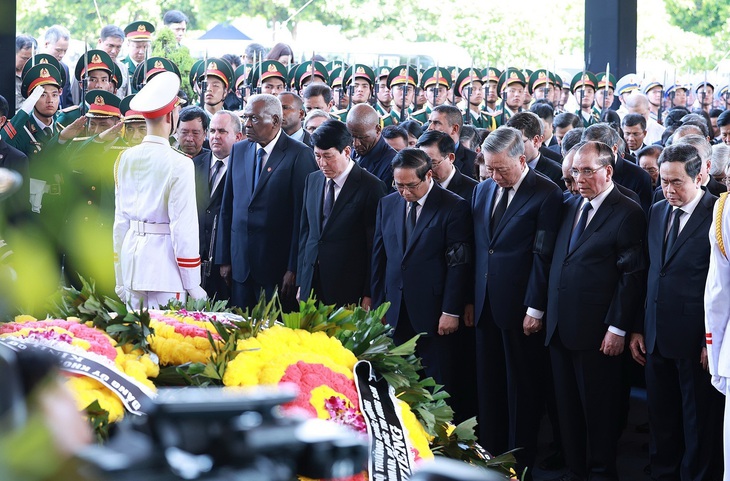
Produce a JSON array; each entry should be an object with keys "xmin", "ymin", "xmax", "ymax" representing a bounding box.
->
[
  {"xmin": 595, "ymin": 71, "xmax": 616, "ymax": 117},
  {"xmin": 57, "ymin": 49, "xmax": 116, "ymax": 128},
  {"xmin": 386, "ymin": 65, "xmax": 418, "ymax": 125},
  {"xmin": 481, "ymin": 67, "xmax": 502, "ymax": 115},
  {"xmin": 454, "ymin": 67, "xmax": 491, "ymax": 129},
  {"xmin": 571, "ymin": 71, "xmax": 600, "ymax": 128},
  {"xmin": 131, "ymin": 56, "xmax": 181, "ymax": 94},
  {"xmin": 490, "ymin": 68, "xmax": 527, "ymax": 128},
  {"xmin": 291, "ymin": 60, "xmax": 329, "ymax": 93},
  {"xmin": 120, "ymin": 21, "xmax": 155, "ymax": 94}
]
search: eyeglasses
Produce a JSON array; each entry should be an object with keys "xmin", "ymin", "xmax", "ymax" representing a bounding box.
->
[
  {"xmin": 392, "ymin": 179, "xmax": 423, "ymax": 191},
  {"xmin": 570, "ymin": 165, "xmax": 607, "ymax": 178},
  {"xmin": 430, "ymin": 157, "xmax": 449, "ymax": 168}
]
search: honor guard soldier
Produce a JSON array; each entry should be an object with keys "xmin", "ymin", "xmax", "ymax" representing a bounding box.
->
[
  {"xmin": 120, "ymin": 21, "xmax": 155, "ymax": 94},
  {"xmin": 189, "ymin": 59, "xmax": 205, "ymax": 104},
  {"xmin": 595, "ymin": 71, "xmax": 617, "ymax": 117},
  {"xmin": 119, "ymin": 95, "xmax": 146, "ymax": 146},
  {"xmin": 332, "ymin": 64, "xmax": 375, "ymax": 122},
  {"xmin": 230, "ymin": 64, "xmax": 251, "ymax": 111},
  {"xmin": 695, "ymin": 80, "xmax": 714, "ymax": 114},
  {"xmin": 455, "ymin": 68, "xmax": 492, "ymax": 129},
  {"xmin": 199, "ymin": 57, "xmax": 233, "ymax": 119},
  {"xmin": 131, "ymin": 56, "xmax": 181, "ymax": 95},
  {"xmin": 615, "ymin": 73, "xmax": 641, "ymax": 117},
  {"xmin": 250, "ymin": 60, "xmax": 287, "ymax": 97},
  {"xmin": 491, "ymin": 67, "xmax": 527, "ymax": 127},
  {"xmin": 665, "ymin": 82, "xmax": 688, "ymax": 109},
  {"xmin": 528, "ymin": 69, "xmax": 553, "ymax": 103},
  {"xmin": 291, "ymin": 60, "xmax": 328, "ymax": 95},
  {"xmin": 386, "ymin": 64, "xmax": 418, "ymax": 126},
  {"xmin": 56, "ymin": 49, "xmax": 115, "ymax": 129},
  {"xmin": 375, "ymin": 66, "xmax": 393, "ymax": 122},
  {"xmin": 412, "ymin": 66, "xmax": 451, "ymax": 125},
  {"xmin": 481, "ymin": 67, "xmax": 502, "ymax": 114},
  {"xmin": 641, "ymin": 78, "xmax": 664, "ymax": 122},
  {"xmin": 447, "ymin": 66, "xmax": 461, "ymax": 106},
  {"xmin": 571, "ymin": 71, "xmax": 600, "ymax": 127},
  {"xmin": 328, "ymin": 65, "xmax": 349, "ymax": 118},
  {"xmin": 522, "ymin": 68, "xmax": 535, "ymax": 111},
  {"xmin": 113, "ymin": 71, "xmax": 206, "ymax": 308}
]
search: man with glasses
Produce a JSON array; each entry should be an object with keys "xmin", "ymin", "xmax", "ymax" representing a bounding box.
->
[
  {"xmin": 427, "ymin": 105, "xmax": 477, "ymax": 180},
  {"xmin": 371, "ymin": 147, "xmax": 472, "ymax": 422},
  {"xmin": 545, "ymin": 141, "xmax": 647, "ymax": 481},
  {"xmin": 416, "ymin": 130, "xmax": 477, "ymax": 202}
]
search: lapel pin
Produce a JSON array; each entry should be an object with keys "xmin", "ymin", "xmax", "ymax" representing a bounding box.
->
[{"xmin": 267, "ymin": 167, "xmax": 272, "ymax": 172}]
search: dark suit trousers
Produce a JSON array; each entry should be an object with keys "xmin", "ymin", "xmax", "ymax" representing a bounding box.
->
[
  {"xmin": 231, "ymin": 278, "xmax": 278, "ymax": 311},
  {"xmin": 393, "ymin": 302, "xmax": 459, "ymax": 409},
  {"xmin": 203, "ymin": 267, "xmax": 230, "ymax": 303},
  {"xmin": 549, "ymin": 331, "xmax": 622, "ymax": 481},
  {"xmin": 645, "ymin": 346, "xmax": 725, "ymax": 481},
  {"xmin": 475, "ymin": 309, "xmax": 547, "ymax": 479}
]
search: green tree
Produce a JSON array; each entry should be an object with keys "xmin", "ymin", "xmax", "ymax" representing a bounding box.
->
[
  {"xmin": 663, "ymin": 0, "xmax": 730, "ymax": 37},
  {"xmin": 151, "ymin": 28, "xmax": 196, "ymax": 100}
]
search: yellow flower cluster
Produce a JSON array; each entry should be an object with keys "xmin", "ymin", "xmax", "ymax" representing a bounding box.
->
[
  {"xmin": 147, "ymin": 311, "xmax": 223, "ymax": 366},
  {"xmin": 223, "ymin": 325, "xmax": 358, "ymax": 387},
  {"xmin": 397, "ymin": 400, "xmax": 434, "ymax": 461}
]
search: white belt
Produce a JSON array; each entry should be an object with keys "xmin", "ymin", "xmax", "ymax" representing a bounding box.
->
[{"xmin": 130, "ymin": 220, "xmax": 170, "ymax": 235}]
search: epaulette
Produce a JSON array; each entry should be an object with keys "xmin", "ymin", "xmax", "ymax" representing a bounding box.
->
[
  {"xmin": 60, "ymin": 105, "xmax": 80, "ymax": 114},
  {"xmin": 173, "ymin": 146, "xmax": 191, "ymax": 158},
  {"xmin": 410, "ymin": 107, "xmax": 427, "ymax": 117},
  {"xmin": 409, "ymin": 116, "xmax": 424, "ymax": 126},
  {"xmin": 2, "ymin": 122, "xmax": 17, "ymax": 140}
]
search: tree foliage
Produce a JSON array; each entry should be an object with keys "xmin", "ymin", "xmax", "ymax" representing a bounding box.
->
[{"xmin": 663, "ymin": 0, "xmax": 730, "ymax": 37}]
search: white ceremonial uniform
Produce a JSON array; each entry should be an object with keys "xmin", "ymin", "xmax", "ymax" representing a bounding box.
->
[
  {"xmin": 705, "ymin": 192, "xmax": 730, "ymax": 480},
  {"xmin": 113, "ymin": 134, "xmax": 203, "ymax": 308}
]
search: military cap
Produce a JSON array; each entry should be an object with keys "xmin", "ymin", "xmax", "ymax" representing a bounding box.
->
[
  {"xmin": 74, "ymin": 49, "xmax": 114, "ymax": 81},
  {"xmin": 481, "ymin": 67, "xmax": 501, "ymax": 84},
  {"xmin": 717, "ymin": 84, "xmax": 729, "ymax": 99},
  {"xmin": 292, "ymin": 61, "xmax": 329, "ymax": 91},
  {"xmin": 615, "ymin": 74, "xmax": 641, "ymax": 96},
  {"xmin": 497, "ymin": 68, "xmax": 527, "ymax": 93},
  {"xmin": 386, "ymin": 65, "xmax": 418, "ymax": 89},
  {"xmin": 120, "ymin": 95, "xmax": 144, "ymax": 122},
  {"xmin": 189, "ymin": 59, "xmax": 205, "ymax": 87},
  {"xmin": 22, "ymin": 54, "xmax": 67, "ymax": 89},
  {"xmin": 344, "ymin": 64, "xmax": 375, "ymax": 87},
  {"xmin": 447, "ymin": 66, "xmax": 459, "ymax": 85},
  {"xmin": 21, "ymin": 63, "xmax": 63, "ymax": 98},
  {"xmin": 453, "ymin": 68, "xmax": 481, "ymax": 96},
  {"xmin": 325, "ymin": 60, "xmax": 348, "ymax": 74},
  {"xmin": 110, "ymin": 62, "xmax": 124, "ymax": 88},
  {"xmin": 328, "ymin": 66, "xmax": 345, "ymax": 89},
  {"xmin": 376, "ymin": 66, "xmax": 391, "ymax": 79},
  {"xmin": 570, "ymin": 71, "xmax": 598, "ymax": 94},
  {"xmin": 130, "ymin": 71, "xmax": 181, "ymax": 119},
  {"xmin": 124, "ymin": 21, "xmax": 155, "ymax": 41},
  {"xmin": 523, "ymin": 68, "xmax": 534, "ymax": 80},
  {"xmin": 234, "ymin": 64, "xmax": 251, "ymax": 90},
  {"xmin": 132, "ymin": 57, "xmax": 181, "ymax": 92},
  {"xmin": 595, "ymin": 72, "xmax": 616, "ymax": 91},
  {"xmin": 200, "ymin": 57, "xmax": 234, "ymax": 89},
  {"xmin": 554, "ymin": 73, "xmax": 564, "ymax": 89},
  {"xmin": 85, "ymin": 89, "xmax": 121, "ymax": 118},
  {"xmin": 422, "ymin": 66, "xmax": 453, "ymax": 90},
  {"xmin": 695, "ymin": 80, "xmax": 714, "ymax": 93},
  {"xmin": 528, "ymin": 69, "xmax": 553, "ymax": 95},
  {"xmin": 250, "ymin": 60, "xmax": 287, "ymax": 88},
  {"xmin": 665, "ymin": 83, "xmax": 688, "ymax": 96},
  {"xmin": 641, "ymin": 78, "xmax": 663, "ymax": 95}
]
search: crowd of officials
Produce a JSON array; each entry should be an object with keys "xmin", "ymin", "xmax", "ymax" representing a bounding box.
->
[{"xmin": 4, "ymin": 12, "xmax": 730, "ymax": 481}]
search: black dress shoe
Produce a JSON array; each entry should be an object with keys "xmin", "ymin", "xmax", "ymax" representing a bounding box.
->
[{"xmin": 539, "ymin": 450, "xmax": 566, "ymax": 471}]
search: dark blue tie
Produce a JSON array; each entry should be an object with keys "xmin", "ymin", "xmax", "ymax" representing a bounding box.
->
[
  {"xmin": 253, "ymin": 148, "xmax": 265, "ymax": 188},
  {"xmin": 322, "ymin": 179, "xmax": 335, "ymax": 227},
  {"xmin": 568, "ymin": 201, "xmax": 593, "ymax": 252},
  {"xmin": 491, "ymin": 186, "xmax": 511, "ymax": 235}
]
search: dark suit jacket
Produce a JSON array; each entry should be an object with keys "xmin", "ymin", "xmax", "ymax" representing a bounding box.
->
[
  {"xmin": 454, "ymin": 142, "xmax": 477, "ymax": 179},
  {"xmin": 444, "ymin": 167, "xmax": 478, "ymax": 202},
  {"xmin": 302, "ymin": 130, "xmax": 313, "ymax": 148},
  {"xmin": 473, "ymin": 169, "xmax": 563, "ymax": 329},
  {"xmin": 565, "ymin": 183, "xmax": 641, "ymax": 206},
  {"xmin": 534, "ymin": 153, "xmax": 566, "ymax": 190},
  {"xmin": 298, "ymin": 163, "xmax": 387, "ymax": 305},
  {"xmin": 652, "ymin": 177, "xmax": 727, "ymax": 203},
  {"xmin": 352, "ymin": 134, "xmax": 396, "ymax": 189},
  {"xmin": 613, "ymin": 155, "xmax": 653, "ymax": 213},
  {"xmin": 642, "ymin": 191, "xmax": 716, "ymax": 358},
  {"xmin": 0, "ymin": 138, "xmax": 29, "ymax": 224},
  {"xmin": 546, "ymin": 185, "xmax": 647, "ymax": 350},
  {"xmin": 371, "ymin": 183, "xmax": 472, "ymax": 335},
  {"xmin": 216, "ymin": 132, "xmax": 317, "ymax": 284},
  {"xmin": 539, "ymin": 145, "xmax": 563, "ymax": 163},
  {"xmin": 193, "ymin": 151, "xmax": 225, "ymax": 260},
  {"xmin": 60, "ymin": 62, "xmax": 73, "ymax": 110}
]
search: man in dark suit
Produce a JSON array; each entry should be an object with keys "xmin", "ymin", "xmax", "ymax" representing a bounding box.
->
[
  {"xmin": 629, "ymin": 143, "xmax": 724, "ymax": 480},
  {"xmin": 582, "ymin": 123, "xmax": 653, "ymax": 213},
  {"xmin": 298, "ymin": 119, "xmax": 386, "ymax": 307},
  {"xmin": 193, "ymin": 111, "xmax": 242, "ymax": 301},
  {"xmin": 427, "ymin": 105, "xmax": 477, "ymax": 179},
  {"xmin": 346, "ymin": 104, "xmax": 396, "ymax": 189},
  {"xmin": 468, "ymin": 127, "xmax": 563, "ymax": 478},
  {"xmin": 507, "ymin": 111, "xmax": 566, "ymax": 190},
  {"xmin": 546, "ymin": 141, "xmax": 647, "ymax": 481},
  {"xmin": 216, "ymin": 94, "xmax": 317, "ymax": 310},
  {"xmin": 279, "ymin": 92, "xmax": 312, "ymax": 147},
  {"xmin": 416, "ymin": 130, "xmax": 477, "ymax": 202},
  {"xmin": 371, "ymin": 148, "xmax": 472, "ymax": 402}
]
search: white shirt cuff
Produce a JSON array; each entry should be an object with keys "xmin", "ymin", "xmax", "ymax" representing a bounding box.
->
[
  {"xmin": 608, "ymin": 326, "xmax": 626, "ymax": 337},
  {"xmin": 442, "ymin": 312, "xmax": 459, "ymax": 318},
  {"xmin": 526, "ymin": 308, "xmax": 544, "ymax": 319}
]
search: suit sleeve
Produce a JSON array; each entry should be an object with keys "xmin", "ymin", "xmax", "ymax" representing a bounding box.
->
[
  {"xmin": 371, "ymin": 199, "xmax": 387, "ymax": 309},
  {"xmin": 705, "ymin": 197, "xmax": 730, "ymax": 392},
  {"xmin": 362, "ymin": 178, "xmax": 388, "ymax": 298},
  {"xmin": 441, "ymin": 198, "xmax": 472, "ymax": 316},
  {"xmin": 297, "ymin": 174, "xmax": 312, "ymax": 289},
  {"xmin": 215, "ymin": 144, "xmax": 235, "ymax": 266},
  {"xmin": 288, "ymin": 146, "xmax": 317, "ymax": 274},
  {"xmin": 524, "ymin": 185, "xmax": 563, "ymax": 311},
  {"xmin": 169, "ymin": 158, "xmax": 202, "ymax": 290},
  {"xmin": 605, "ymin": 206, "xmax": 647, "ymax": 332}
]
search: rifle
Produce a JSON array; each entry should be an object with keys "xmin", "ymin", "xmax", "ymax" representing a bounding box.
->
[
  {"xmin": 80, "ymin": 40, "xmax": 88, "ymax": 116},
  {"xmin": 500, "ymin": 67, "xmax": 508, "ymax": 127},
  {"xmin": 400, "ymin": 57, "xmax": 410, "ymax": 123},
  {"xmin": 202, "ymin": 214, "xmax": 218, "ymax": 289},
  {"xmin": 484, "ymin": 58, "xmax": 491, "ymax": 111},
  {"xmin": 465, "ymin": 60, "xmax": 474, "ymax": 125},
  {"xmin": 258, "ymin": 52, "xmax": 263, "ymax": 95},
  {"xmin": 602, "ymin": 62, "xmax": 610, "ymax": 118},
  {"xmin": 432, "ymin": 59, "xmax": 440, "ymax": 108},
  {"xmin": 348, "ymin": 62, "xmax": 356, "ymax": 111},
  {"xmin": 579, "ymin": 64, "xmax": 586, "ymax": 118},
  {"xmin": 657, "ymin": 71, "xmax": 666, "ymax": 125},
  {"xmin": 200, "ymin": 49, "xmax": 208, "ymax": 108}
]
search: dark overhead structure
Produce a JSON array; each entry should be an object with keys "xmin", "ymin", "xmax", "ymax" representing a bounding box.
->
[
  {"xmin": 1, "ymin": 1, "xmax": 16, "ymax": 111},
  {"xmin": 585, "ymin": 0, "xmax": 637, "ymax": 78}
]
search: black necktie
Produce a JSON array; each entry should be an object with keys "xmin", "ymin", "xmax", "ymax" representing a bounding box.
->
[
  {"xmin": 322, "ymin": 179, "xmax": 335, "ymax": 227},
  {"xmin": 663, "ymin": 208, "xmax": 683, "ymax": 262},
  {"xmin": 406, "ymin": 201, "xmax": 418, "ymax": 244},
  {"xmin": 254, "ymin": 148, "xmax": 265, "ymax": 188},
  {"xmin": 569, "ymin": 201, "xmax": 593, "ymax": 252},
  {"xmin": 490, "ymin": 187, "xmax": 511, "ymax": 235},
  {"xmin": 209, "ymin": 160, "xmax": 223, "ymax": 193}
]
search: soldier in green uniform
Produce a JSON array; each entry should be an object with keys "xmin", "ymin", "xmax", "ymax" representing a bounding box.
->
[
  {"xmin": 386, "ymin": 64, "xmax": 418, "ymax": 126},
  {"xmin": 130, "ymin": 56, "xmax": 182, "ymax": 97},
  {"xmin": 56, "ymin": 49, "xmax": 116, "ymax": 129},
  {"xmin": 594, "ymin": 71, "xmax": 616, "ymax": 118},
  {"xmin": 120, "ymin": 21, "xmax": 155, "ymax": 94},
  {"xmin": 455, "ymin": 67, "xmax": 493, "ymax": 129},
  {"xmin": 571, "ymin": 71, "xmax": 600, "ymax": 128},
  {"xmin": 291, "ymin": 60, "xmax": 328, "ymax": 95},
  {"xmin": 198, "ymin": 57, "xmax": 233, "ymax": 119},
  {"xmin": 528, "ymin": 69, "xmax": 553, "ymax": 103},
  {"xmin": 249, "ymin": 60, "xmax": 288, "ymax": 97},
  {"xmin": 411, "ymin": 65, "xmax": 451, "ymax": 125},
  {"xmin": 490, "ymin": 68, "xmax": 527, "ymax": 128},
  {"xmin": 328, "ymin": 65, "xmax": 349, "ymax": 119},
  {"xmin": 331, "ymin": 64, "xmax": 375, "ymax": 121},
  {"xmin": 374, "ymin": 66, "xmax": 393, "ymax": 123},
  {"xmin": 481, "ymin": 67, "xmax": 502, "ymax": 114}
]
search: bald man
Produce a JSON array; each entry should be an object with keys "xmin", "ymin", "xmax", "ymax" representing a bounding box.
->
[
  {"xmin": 346, "ymin": 103, "xmax": 396, "ymax": 188},
  {"xmin": 626, "ymin": 93, "xmax": 665, "ymax": 145}
]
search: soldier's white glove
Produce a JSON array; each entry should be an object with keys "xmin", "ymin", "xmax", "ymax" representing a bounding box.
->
[
  {"xmin": 21, "ymin": 86, "xmax": 45, "ymax": 115},
  {"xmin": 712, "ymin": 375, "xmax": 727, "ymax": 394},
  {"xmin": 115, "ymin": 285, "xmax": 127, "ymax": 301},
  {"xmin": 187, "ymin": 285, "xmax": 207, "ymax": 301}
]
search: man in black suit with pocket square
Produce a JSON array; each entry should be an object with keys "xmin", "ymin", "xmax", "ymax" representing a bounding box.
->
[{"xmin": 297, "ymin": 119, "xmax": 386, "ymax": 307}]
